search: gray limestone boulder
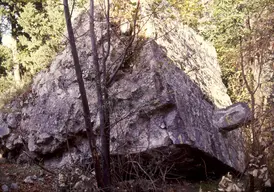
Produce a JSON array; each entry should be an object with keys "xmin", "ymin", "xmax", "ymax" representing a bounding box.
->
[{"xmin": 0, "ymin": 8, "xmax": 248, "ymax": 174}]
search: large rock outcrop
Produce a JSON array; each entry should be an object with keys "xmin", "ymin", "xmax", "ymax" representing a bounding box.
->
[
  {"xmin": 138, "ymin": 0, "xmax": 232, "ymax": 108},
  {"xmin": 0, "ymin": 5, "xmax": 249, "ymax": 174}
]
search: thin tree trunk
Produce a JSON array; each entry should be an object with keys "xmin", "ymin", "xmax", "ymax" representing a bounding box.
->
[
  {"xmin": 9, "ymin": 36, "xmax": 21, "ymax": 83},
  {"xmin": 101, "ymin": 0, "xmax": 111, "ymax": 189},
  {"xmin": 89, "ymin": 0, "xmax": 111, "ymax": 190},
  {"xmin": 63, "ymin": 0, "xmax": 104, "ymax": 189}
]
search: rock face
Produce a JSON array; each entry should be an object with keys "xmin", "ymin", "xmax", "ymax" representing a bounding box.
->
[
  {"xmin": 0, "ymin": 7, "xmax": 246, "ymax": 174},
  {"xmin": 213, "ymin": 102, "xmax": 251, "ymax": 132},
  {"xmin": 138, "ymin": 1, "xmax": 232, "ymax": 108}
]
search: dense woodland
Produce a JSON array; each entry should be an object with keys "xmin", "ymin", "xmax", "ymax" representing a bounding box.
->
[{"xmin": 0, "ymin": 0, "xmax": 273, "ymax": 191}]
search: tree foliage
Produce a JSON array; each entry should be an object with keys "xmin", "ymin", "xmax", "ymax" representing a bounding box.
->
[
  {"xmin": 0, "ymin": 45, "xmax": 12, "ymax": 76},
  {"xmin": 0, "ymin": 0, "xmax": 66, "ymax": 106},
  {"xmin": 17, "ymin": 0, "xmax": 65, "ymax": 75},
  {"xmin": 167, "ymin": 0, "xmax": 203, "ymax": 28},
  {"xmin": 0, "ymin": 0, "xmax": 65, "ymax": 75},
  {"xmin": 200, "ymin": 0, "xmax": 273, "ymax": 102}
]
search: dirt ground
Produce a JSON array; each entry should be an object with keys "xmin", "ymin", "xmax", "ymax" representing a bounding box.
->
[
  {"xmin": 0, "ymin": 157, "xmax": 218, "ymax": 192},
  {"xmin": 0, "ymin": 158, "xmax": 56, "ymax": 192}
]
